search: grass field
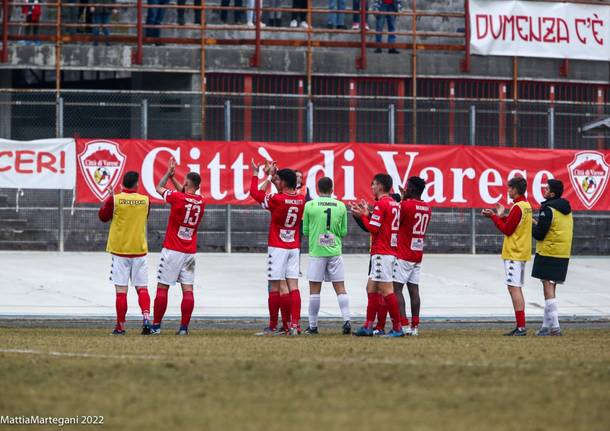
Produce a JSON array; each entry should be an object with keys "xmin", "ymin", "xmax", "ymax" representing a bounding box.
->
[{"xmin": 1, "ymin": 326, "xmax": 609, "ymax": 431}]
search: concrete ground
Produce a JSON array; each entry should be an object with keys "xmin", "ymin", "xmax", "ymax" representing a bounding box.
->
[{"xmin": 1, "ymin": 252, "xmax": 608, "ymax": 321}]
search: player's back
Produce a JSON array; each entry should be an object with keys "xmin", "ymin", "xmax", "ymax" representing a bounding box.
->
[
  {"xmin": 266, "ymin": 192, "xmax": 306, "ymax": 249},
  {"xmin": 304, "ymin": 196, "xmax": 347, "ymax": 257},
  {"xmin": 162, "ymin": 190, "xmax": 205, "ymax": 254},
  {"xmin": 370, "ymin": 195, "xmax": 400, "ymax": 256},
  {"xmin": 397, "ymin": 199, "xmax": 432, "ymax": 263}
]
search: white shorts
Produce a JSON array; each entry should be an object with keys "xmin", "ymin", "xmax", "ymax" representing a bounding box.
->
[
  {"xmin": 110, "ymin": 255, "xmax": 148, "ymax": 287},
  {"xmin": 393, "ymin": 258, "xmax": 421, "ymax": 285},
  {"xmin": 268, "ymin": 246, "xmax": 300, "ymax": 281},
  {"xmin": 308, "ymin": 255, "xmax": 345, "ymax": 283},
  {"xmin": 369, "ymin": 254, "xmax": 396, "ymax": 283},
  {"xmin": 504, "ymin": 259, "xmax": 526, "ymax": 288},
  {"xmin": 157, "ymin": 248, "xmax": 196, "ymax": 286}
]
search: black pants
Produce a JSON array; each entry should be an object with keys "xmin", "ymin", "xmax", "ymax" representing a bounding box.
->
[
  {"xmin": 220, "ymin": 0, "xmax": 244, "ymax": 23},
  {"xmin": 177, "ymin": 0, "xmax": 202, "ymax": 24},
  {"xmin": 291, "ymin": 0, "xmax": 307, "ymax": 22}
]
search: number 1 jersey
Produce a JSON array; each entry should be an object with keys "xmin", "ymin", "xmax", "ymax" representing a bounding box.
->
[{"xmin": 162, "ymin": 189, "xmax": 205, "ymax": 254}]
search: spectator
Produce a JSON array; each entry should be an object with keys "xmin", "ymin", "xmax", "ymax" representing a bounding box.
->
[
  {"xmin": 289, "ymin": 0, "xmax": 308, "ymax": 28},
  {"xmin": 78, "ymin": 0, "xmax": 93, "ymax": 34},
  {"xmin": 246, "ymin": 0, "xmax": 266, "ymax": 27},
  {"xmin": 177, "ymin": 0, "xmax": 202, "ymax": 26},
  {"xmin": 267, "ymin": 0, "xmax": 282, "ymax": 27},
  {"xmin": 220, "ymin": 0, "xmax": 244, "ymax": 25},
  {"xmin": 373, "ymin": 0, "xmax": 400, "ymax": 53},
  {"xmin": 90, "ymin": 0, "xmax": 116, "ymax": 45},
  {"xmin": 63, "ymin": 0, "xmax": 80, "ymax": 35},
  {"xmin": 21, "ymin": 0, "xmax": 41, "ymax": 45},
  {"xmin": 146, "ymin": 0, "xmax": 170, "ymax": 41},
  {"xmin": 352, "ymin": 0, "xmax": 368, "ymax": 30},
  {"xmin": 327, "ymin": 0, "xmax": 345, "ymax": 29}
]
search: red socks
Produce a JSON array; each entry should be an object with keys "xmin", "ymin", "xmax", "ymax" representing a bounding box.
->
[
  {"xmin": 515, "ymin": 310, "xmax": 526, "ymax": 328},
  {"xmin": 375, "ymin": 294, "xmax": 388, "ymax": 331},
  {"xmin": 280, "ymin": 293, "xmax": 291, "ymax": 330},
  {"xmin": 181, "ymin": 291, "xmax": 194, "ymax": 328},
  {"xmin": 268, "ymin": 291, "xmax": 280, "ymax": 330},
  {"xmin": 153, "ymin": 288, "xmax": 168, "ymax": 326},
  {"xmin": 290, "ymin": 289, "xmax": 301, "ymax": 328},
  {"xmin": 412, "ymin": 315, "xmax": 419, "ymax": 327},
  {"xmin": 383, "ymin": 293, "xmax": 402, "ymax": 332},
  {"xmin": 115, "ymin": 292, "xmax": 127, "ymax": 330},
  {"xmin": 401, "ymin": 315, "xmax": 409, "ymax": 327},
  {"xmin": 137, "ymin": 288, "xmax": 151, "ymax": 320},
  {"xmin": 365, "ymin": 292, "xmax": 380, "ymax": 329}
]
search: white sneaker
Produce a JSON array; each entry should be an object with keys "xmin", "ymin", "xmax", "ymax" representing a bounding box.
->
[
  {"xmin": 409, "ymin": 326, "xmax": 419, "ymax": 336},
  {"xmin": 352, "ymin": 23, "xmax": 359, "ymax": 30},
  {"xmin": 259, "ymin": 21, "xmax": 266, "ymax": 28},
  {"xmin": 365, "ymin": 24, "xmax": 370, "ymax": 30},
  {"xmin": 300, "ymin": 21, "xmax": 309, "ymax": 29},
  {"xmin": 402, "ymin": 326, "xmax": 413, "ymax": 336},
  {"xmin": 290, "ymin": 19, "xmax": 298, "ymax": 28},
  {"xmin": 246, "ymin": 21, "xmax": 254, "ymax": 27}
]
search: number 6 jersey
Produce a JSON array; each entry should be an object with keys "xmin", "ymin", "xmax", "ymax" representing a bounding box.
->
[
  {"xmin": 250, "ymin": 176, "xmax": 305, "ymax": 249},
  {"xmin": 162, "ymin": 189, "xmax": 205, "ymax": 254},
  {"xmin": 397, "ymin": 198, "xmax": 432, "ymax": 263}
]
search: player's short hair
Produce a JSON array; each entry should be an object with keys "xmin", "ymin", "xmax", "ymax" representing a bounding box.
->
[
  {"xmin": 186, "ymin": 172, "xmax": 201, "ymax": 189},
  {"xmin": 317, "ymin": 177, "xmax": 333, "ymax": 194},
  {"xmin": 277, "ymin": 169, "xmax": 297, "ymax": 189},
  {"xmin": 407, "ymin": 176, "xmax": 426, "ymax": 197},
  {"xmin": 122, "ymin": 171, "xmax": 139, "ymax": 189},
  {"xmin": 507, "ymin": 176, "xmax": 527, "ymax": 195},
  {"xmin": 547, "ymin": 179, "xmax": 564, "ymax": 198},
  {"xmin": 373, "ymin": 173, "xmax": 393, "ymax": 193}
]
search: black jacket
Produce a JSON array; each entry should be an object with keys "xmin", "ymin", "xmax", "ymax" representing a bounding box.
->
[{"xmin": 532, "ymin": 197, "xmax": 571, "ymax": 241}]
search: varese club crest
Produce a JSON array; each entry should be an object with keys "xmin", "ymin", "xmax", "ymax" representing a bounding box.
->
[
  {"xmin": 567, "ymin": 151, "xmax": 609, "ymax": 210},
  {"xmin": 78, "ymin": 140, "xmax": 127, "ymax": 201}
]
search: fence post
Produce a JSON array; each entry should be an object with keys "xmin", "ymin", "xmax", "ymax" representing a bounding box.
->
[
  {"xmin": 224, "ymin": 100, "xmax": 232, "ymax": 253},
  {"xmin": 306, "ymin": 101, "xmax": 313, "ymax": 143},
  {"xmin": 141, "ymin": 99, "xmax": 148, "ymax": 139},
  {"xmin": 56, "ymin": 97, "xmax": 64, "ymax": 252},
  {"xmin": 548, "ymin": 107, "xmax": 555, "ymax": 149},
  {"xmin": 469, "ymin": 105, "xmax": 476, "ymax": 255},
  {"xmin": 388, "ymin": 104, "xmax": 395, "ymax": 144}
]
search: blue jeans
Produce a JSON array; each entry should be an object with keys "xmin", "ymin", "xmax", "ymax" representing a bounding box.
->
[
  {"xmin": 146, "ymin": 0, "xmax": 170, "ymax": 38},
  {"xmin": 352, "ymin": 0, "xmax": 368, "ymax": 25},
  {"xmin": 328, "ymin": 0, "xmax": 346, "ymax": 27},
  {"xmin": 92, "ymin": 11, "xmax": 110, "ymax": 37},
  {"xmin": 375, "ymin": 3, "xmax": 396, "ymax": 44}
]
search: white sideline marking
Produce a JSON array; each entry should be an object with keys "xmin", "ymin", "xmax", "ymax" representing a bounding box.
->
[{"xmin": 0, "ymin": 348, "xmax": 161, "ymax": 360}]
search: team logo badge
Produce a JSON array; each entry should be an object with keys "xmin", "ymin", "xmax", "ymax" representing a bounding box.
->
[
  {"xmin": 567, "ymin": 151, "xmax": 609, "ymax": 209},
  {"xmin": 78, "ymin": 140, "xmax": 126, "ymax": 201}
]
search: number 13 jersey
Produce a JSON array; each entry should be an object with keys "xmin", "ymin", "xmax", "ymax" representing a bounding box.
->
[{"xmin": 162, "ymin": 189, "xmax": 205, "ymax": 254}]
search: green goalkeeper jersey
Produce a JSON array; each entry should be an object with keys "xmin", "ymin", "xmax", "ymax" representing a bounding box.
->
[{"xmin": 302, "ymin": 196, "xmax": 348, "ymax": 257}]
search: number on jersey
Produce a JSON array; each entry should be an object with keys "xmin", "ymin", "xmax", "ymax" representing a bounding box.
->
[
  {"xmin": 184, "ymin": 203, "xmax": 201, "ymax": 226},
  {"xmin": 413, "ymin": 212, "xmax": 430, "ymax": 235}
]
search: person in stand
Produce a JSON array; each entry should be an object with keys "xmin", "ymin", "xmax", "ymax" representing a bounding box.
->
[{"xmin": 372, "ymin": 0, "xmax": 401, "ymax": 54}]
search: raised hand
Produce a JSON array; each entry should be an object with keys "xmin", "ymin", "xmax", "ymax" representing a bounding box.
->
[
  {"xmin": 168, "ymin": 157, "xmax": 177, "ymax": 176},
  {"xmin": 250, "ymin": 158, "xmax": 260, "ymax": 173},
  {"xmin": 481, "ymin": 208, "xmax": 494, "ymax": 217}
]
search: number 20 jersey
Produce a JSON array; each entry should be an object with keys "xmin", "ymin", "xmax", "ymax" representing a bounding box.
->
[
  {"xmin": 397, "ymin": 199, "xmax": 432, "ymax": 263},
  {"xmin": 262, "ymin": 192, "xmax": 306, "ymax": 250},
  {"xmin": 162, "ymin": 189, "xmax": 205, "ymax": 254}
]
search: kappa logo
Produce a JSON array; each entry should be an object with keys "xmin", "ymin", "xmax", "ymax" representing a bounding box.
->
[
  {"xmin": 78, "ymin": 140, "xmax": 127, "ymax": 201},
  {"xmin": 567, "ymin": 151, "xmax": 609, "ymax": 209}
]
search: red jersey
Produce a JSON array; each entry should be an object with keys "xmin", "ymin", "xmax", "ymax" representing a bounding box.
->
[
  {"xmin": 397, "ymin": 199, "xmax": 432, "ymax": 263},
  {"xmin": 360, "ymin": 195, "xmax": 400, "ymax": 256},
  {"xmin": 250, "ymin": 176, "xmax": 305, "ymax": 249},
  {"xmin": 161, "ymin": 189, "xmax": 205, "ymax": 254}
]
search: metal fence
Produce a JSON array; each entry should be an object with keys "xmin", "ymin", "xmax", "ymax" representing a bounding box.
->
[{"xmin": 0, "ymin": 89, "xmax": 609, "ymax": 254}]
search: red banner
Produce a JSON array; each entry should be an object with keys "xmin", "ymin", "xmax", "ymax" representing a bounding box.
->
[{"xmin": 75, "ymin": 139, "xmax": 610, "ymax": 211}]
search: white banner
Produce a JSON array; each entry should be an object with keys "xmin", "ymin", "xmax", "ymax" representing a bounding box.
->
[
  {"xmin": 470, "ymin": 0, "xmax": 610, "ymax": 61},
  {"xmin": 0, "ymin": 138, "xmax": 76, "ymax": 189}
]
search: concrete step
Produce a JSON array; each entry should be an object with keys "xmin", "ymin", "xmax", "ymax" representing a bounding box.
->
[
  {"xmin": 0, "ymin": 228, "xmax": 57, "ymax": 242},
  {"xmin": 0, "ymin": 194, "xmax": 8, "ymax": 207},
  {"xmin": 0, "ymin": 219, "xmax": 29, "ymax": 228},
  {"xmin": 0, "ymin": 240, "xmax": 56, "ymax": 251}
]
